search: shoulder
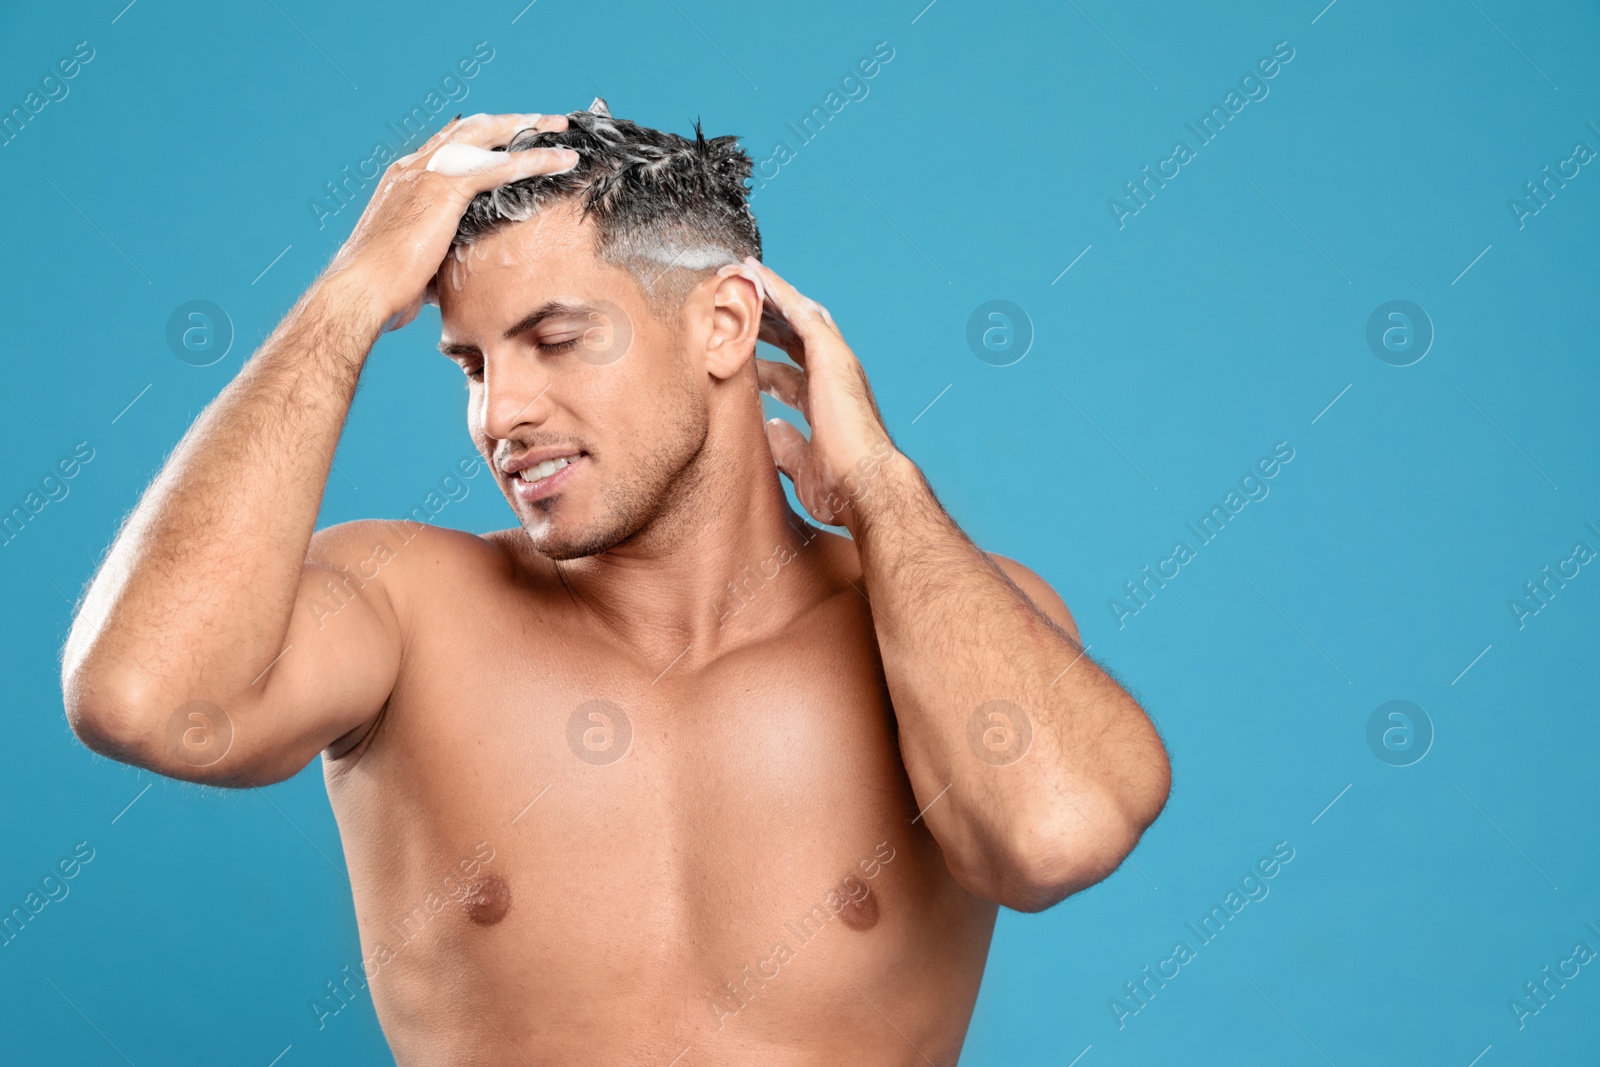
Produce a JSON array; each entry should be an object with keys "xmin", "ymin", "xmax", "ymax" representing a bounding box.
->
[
  {"xmin": 308, "ymin": 518, "xmax": 506, "ymax": 567},
  {"xmin": 306, "ymin": 520, "xmax": 534, "ymax": 603},
  {"xmin": 985, "ymin": 552, "xmax": 1081, "ymax": 644}
]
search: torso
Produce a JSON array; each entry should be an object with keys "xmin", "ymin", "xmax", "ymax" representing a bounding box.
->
[{"xmin": 321, "ymin": 523, "xmax": 997, "ymax": 1066}]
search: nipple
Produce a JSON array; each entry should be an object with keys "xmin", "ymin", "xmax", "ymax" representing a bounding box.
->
[
  {"xmin": 462, "ymin": 873, "xmax": 512, "ymax": 926},
  {"xmin": 837, "ymin": 876, "xmax": 880, "ymax": 933}
]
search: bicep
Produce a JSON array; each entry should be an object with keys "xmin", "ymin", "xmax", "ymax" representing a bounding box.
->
[
  {"xmin": 987, "ymin": 552, "xmax": 1082, "ymax": 645},
  {"xmin": 217, "ymin": 521, "xmax": 404, "ymax": 784}
]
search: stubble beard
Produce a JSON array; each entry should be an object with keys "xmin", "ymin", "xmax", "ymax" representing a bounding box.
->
[{"xmin": 515, "ymin": 374, "xmax": 710, "ymax": 562}]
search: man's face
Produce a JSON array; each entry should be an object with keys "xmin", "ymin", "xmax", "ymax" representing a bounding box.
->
[{"xmin": 435, "ymin": 202, "xmax": 708, "ymax": 560}]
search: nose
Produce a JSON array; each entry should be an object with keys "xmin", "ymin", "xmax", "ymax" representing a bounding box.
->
[{"xmin": 478, "ymin": 350, "xmax": 552, "ymax": 443}]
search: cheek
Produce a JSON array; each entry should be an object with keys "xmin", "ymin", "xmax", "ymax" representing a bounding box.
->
[{"xmin": 592, "ymin": 355, "xmax": 673, "ymax": 428}]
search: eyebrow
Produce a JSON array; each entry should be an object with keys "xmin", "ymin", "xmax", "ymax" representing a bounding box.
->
[{"xmin": 437, "ymin": 301, "xmax": 593, "ymax": 357}]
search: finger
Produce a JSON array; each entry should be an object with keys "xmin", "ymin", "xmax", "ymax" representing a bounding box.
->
[
  {"xmin": 447, "ymin": 111, "xmax": 567, "ymax": 150},
  {"xmin": 757, "ymin": 304, "xmax": 807, "ymax": 368},
  {"xmin": 399, "ymin": 112, "xmax": 561, "ymax": 167},
  {"xmin": 507, "ymin": 112, "xmax": 570, "ymax": 140},
  {"xmin": 756, "ymin": 358, "xmax": 809, "ymax": 420},
  {"xmin": 420, "ymin": 147, "xmax": 576, "ymax": 208},
  {"xmin": 714, "ymin": 261, "xmax": 767, "ymax": 305},
  {"xmin": 764, "ymin": 418, "xmax": 809, "ymax": 485},
  {"xmin": 427, "ymin": 141, "xmax": 578, "ymax": 180},
  {"xmin": 744, "ymin": 258, "xmax": 840, "ymax": 342}
]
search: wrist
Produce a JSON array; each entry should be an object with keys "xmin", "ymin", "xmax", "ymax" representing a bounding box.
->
[
  {"xmin": 844, "ymin": 446, "xmax": 929, "ymax": 543},
  {"xmin": 306, "ymin": 267, "xmax": 389, "ymax": 348}
]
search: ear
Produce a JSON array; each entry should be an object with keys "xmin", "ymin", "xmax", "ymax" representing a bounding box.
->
[{"xmin": 701, "ymin": 266, "xmax": 763, "ymax": 381}]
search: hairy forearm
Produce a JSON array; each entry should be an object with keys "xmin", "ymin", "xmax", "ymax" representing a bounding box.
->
[
  {"xmin": 853, "ymin": 453, "xmax": 1169, "ymax": 908},
  {"xmin": 64, "ymin": 272, "xmax": 384, "ymax": 721}
]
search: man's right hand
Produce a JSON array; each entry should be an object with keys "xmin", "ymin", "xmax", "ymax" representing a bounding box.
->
[{"xmin": 326, "ymin": 112, "xmax": 578, "ymax": 334}]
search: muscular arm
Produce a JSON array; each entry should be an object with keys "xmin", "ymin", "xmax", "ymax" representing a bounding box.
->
[
  {"xmin": 61, "ymin": 112, "xmax": 578, "ymax": 786},
  {"xmin": 61, "ymin": 276, "xmax": 394, "ymax": 785},
  {"xmin": 852, "ymin": 459, "xmax": 1170, "ymax": 911},
  {"xmin": 746, "ymin": 258, "xmax": 1170, "ymax": 912}
]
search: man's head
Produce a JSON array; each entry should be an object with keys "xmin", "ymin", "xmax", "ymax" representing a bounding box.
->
[{"xmin": 434, "ymin": 100, "xmax": 767, "ymax": 560}]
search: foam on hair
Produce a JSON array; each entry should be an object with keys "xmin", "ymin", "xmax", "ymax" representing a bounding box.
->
[{"xmin": 450, "ymin": 98, "xmax": 762, "ymax": 314}]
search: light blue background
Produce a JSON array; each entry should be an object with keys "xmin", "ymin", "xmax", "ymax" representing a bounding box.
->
[{"xmin": 2, "ymin": 0, "xmax": 1597, "ymax": 1063}]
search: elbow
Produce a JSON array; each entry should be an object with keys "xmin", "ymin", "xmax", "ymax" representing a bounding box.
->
[
  {"xmin": 63, "ymin": 658, "xmax": 162, "ymax": 767},
  {"xmin": 64, "ymin": 659, "xmax": 296, "ymax": 789},
  {"xmin": 61, "ymin": 613, "xmax": 270, "ymax": 786},
  {"xmin": 63, "ymin": 641, "xmax": 133, "ymax": 757},
  {"xmin": 959, "ymin": 713, "xmax": 1173, "ymax": 913},
  {"xmin": 1126, "ymin": 735, "xmax": 1173, "ymax": 835},
  {"xmin": 64, "ymin": 679, "xmax": 258, "ymax": 785},
  {"xmin": 63, "ymin": 653, "xmax": 191, "ymax": 777},
  {"xmin": 943, "ymin": 812, "xmax": 1127, "ymax": 913},
  {"xmin": 976, "ymin": 774, "xmax": 1172, "ymax": 914},
  {"xmin": 62, "ymin": 619, "xmax": 141, "ymax": 760},
  {"xmin": 992, "ymin": 813, "xmax": 1141, "ymax": 913}
]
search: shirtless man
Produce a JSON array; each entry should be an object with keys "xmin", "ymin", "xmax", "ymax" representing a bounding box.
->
[{"xmin": 62, "ymin": 102, "xmax": 1170, "ymax": 1065}]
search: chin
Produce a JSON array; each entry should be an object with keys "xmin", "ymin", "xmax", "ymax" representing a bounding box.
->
[
  {"xmin": 508, "ymin": 470, "xmax": 671, "ymax": 561},
  {"xmin": 519, "ymin": 514, "xmax": 633, "ymax": 561}
]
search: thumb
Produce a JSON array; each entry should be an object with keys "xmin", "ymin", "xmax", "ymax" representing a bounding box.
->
[{"xmin": 764, "ymin": 418, "xmax": 808, "ymax": 483}]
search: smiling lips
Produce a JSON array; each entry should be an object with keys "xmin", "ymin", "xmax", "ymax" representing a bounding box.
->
[
  {"xmin": 506, "ymin": 452, "xmax": 584, "ymax": 503},
  {"xmin": 517, "ymin": 454, "xmax": 578, "ymax": 482}
]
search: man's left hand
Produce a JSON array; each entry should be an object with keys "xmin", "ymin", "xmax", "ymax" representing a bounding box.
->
[{"xmin": 743, "ymin": 258, "xmax": 902, "ymax": 532}]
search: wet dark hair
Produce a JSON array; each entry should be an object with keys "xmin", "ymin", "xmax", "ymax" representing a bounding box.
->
[{"xmin": 449, "ymin": 98, "xmax": 762, "ymax": 316}]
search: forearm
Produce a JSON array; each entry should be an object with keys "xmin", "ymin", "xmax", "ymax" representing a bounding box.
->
[
  {"xmin": 732, "ymin": 256, "xmax": 1170, "ymax": 905},
  {"xmin": 64, "ymin": 272, "xmax": 384, "ymax": 719},
  {"xmin": 853, "ymin": 454, "xmax": 1169, "ymax": 908}
]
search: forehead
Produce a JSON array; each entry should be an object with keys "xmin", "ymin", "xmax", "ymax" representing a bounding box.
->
[{"xmin": 436, "ymin": 201, "xmax": 620, "ymax": 319}]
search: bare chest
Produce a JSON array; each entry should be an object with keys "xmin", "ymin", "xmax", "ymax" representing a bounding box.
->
[
  {"xmin": 322, "ymin": 575, "xmax": 994, "ymax": 1061},
  {"xmin": 335, "ymin": 592, "xmax": 966, "ymax": 955}
]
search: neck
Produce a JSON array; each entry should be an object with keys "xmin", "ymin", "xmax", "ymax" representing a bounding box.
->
[{"xmin": 551, "ymin": 382, "xmax": 826, "ymax": 665}]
